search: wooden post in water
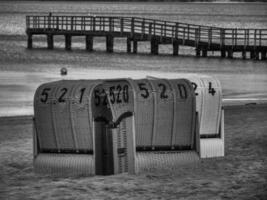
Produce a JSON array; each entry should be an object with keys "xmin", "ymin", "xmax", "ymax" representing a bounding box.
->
[
  {"xmin": 242, "ymin": 50, "xmax": 246, "ymax": 59},
  {"xmin": 65, "ymin": 35, "xmax": 71, "ymax": 50},
  {"xmin": 127, "ymin": 38, "xmax": 131, "ymax": 53},
  {"xmin": 151, "ymin": 38, "xmax": 159, "ymax": 55},
  {"xmin": 173, "ymin": 41, "xmax": 179, "ymax": 56},
  {"xmin": 220, "ymin": 29, "xmax": 225, "ymax": 54},
  {"xmin": 148, "ymin": 23, "xmax": 152, "ymax": 39},
  {"xmin": 47, "ymin": 34, "xmax": 54, "ymax": 49},
  {"xmin": 202, "ymin": 49, "xmax": 207, "ymax": 57},
  {"xmin": 27, "ymin": 34, "xmax": 32, "ymax": 49},
  {"xmin": 250, "ymin": 50, "xmax": 255, "ymax": 59},
  {"xmin": 133, "ymin": 40, "xmax": 138, "ymax": 54},
  {"xmin": 221, "ymin": 50, "xmax": 226, "ymax": 58},
  {"xmin": 227, "ymin": 50, "xmax": 233, "ymax": 59},
  {"xmin": 261, "ymin": 51, "xmax": 266, "ymax": 60},
  {"xmin": 120, "ymin": 18, "xmax": 124, "ymax": 35},
  {"xmin": 86, "ymin": 35, "xmax": 93, "ymax": 51},
  {"xmin": 131, "ymin": 18, "xmax": 135, "ymax": 37},
  {"xmin": 255, "ymin": 50, "xmax": 259, "ymax": 60},
  {"xmin": 196, "ymin": 48, "xmax": 201, "ymax": 57},
  {"xmin": 106, "ymin": 36, "xmax": 114, "ymax": 53}
]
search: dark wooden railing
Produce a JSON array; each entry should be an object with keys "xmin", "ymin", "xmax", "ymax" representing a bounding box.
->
[{"xmin": 26, "ymin": 14, "xmax": 267, "ymax": 59}]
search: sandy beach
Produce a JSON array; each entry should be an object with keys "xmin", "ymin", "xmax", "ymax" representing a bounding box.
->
[{"xmin": 0, "ymin": 104, "xmax": 266, "ymax": 200}]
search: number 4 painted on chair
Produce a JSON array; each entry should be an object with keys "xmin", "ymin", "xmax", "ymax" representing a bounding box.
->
[{"xmin": 208, "ymin": 82, "xmax": 216, "ymax": 96}]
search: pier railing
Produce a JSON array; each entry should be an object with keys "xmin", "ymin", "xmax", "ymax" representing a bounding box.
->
[{"xmin": 26, "ymin": 15, "xmax": 267, "ymax": 48}]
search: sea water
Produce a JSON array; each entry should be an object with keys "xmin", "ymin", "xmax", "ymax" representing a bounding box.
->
[{"xmin": 0, "ymin": 1, "xmax": 267, "ymax": 116}]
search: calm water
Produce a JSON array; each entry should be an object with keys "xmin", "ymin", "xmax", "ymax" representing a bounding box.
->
[{"xmin": 0, "ymin": 1, "xmax": 267, "ymax": 116}]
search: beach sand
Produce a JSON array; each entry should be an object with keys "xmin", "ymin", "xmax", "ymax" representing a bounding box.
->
[{"xmin": 0, "ymin": 104, "xmax": 266, "ymax": 200}]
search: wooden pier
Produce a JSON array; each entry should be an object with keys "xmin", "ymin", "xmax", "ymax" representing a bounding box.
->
[{"xmin": 26, "ymin": 14, "xmax": 267, "ymax": 60}]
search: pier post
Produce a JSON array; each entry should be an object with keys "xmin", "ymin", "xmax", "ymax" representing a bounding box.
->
[
  {"xmin": 261, "ymin": 51, "xmax": 266, "ymax": 60},
  {"xmin": 250, "ymin": 51, "xmax": 255, "ymax": 60},
  {"xmin": 86, "ymin": 35, "xmax": 93, "ymax": 51},
  {"xmin": 202, "ymin": 49, "xmax": 207, "ymax": 57},
  {"xmin": 221, "ymin": 50, "xmax": 226, "ymax": 58},
  {"xmin": 227, "ymin": 50, "xmax": 233, "ymax": 59},
  {"xmin": 242, "ymin": 51, "xmax": 246, "ymax": 59},
  {"xmin": 196, "ymin": 49, "xmax": 201, "ymax": 57},
  {"xmin": 27, "ymin": 34, "xmax": 32, "ymax": 49},
  {"xmin": 47, "ymin": 34, "xmax": 54, "ymax": 50},
  {"xmin": 106, "ymin": 36, "xmax": 114, "ymax": 53},
  {"xmin": 254, "ymin": 51, "xmax": 259, "ymax": 60},
  {"xmin": 151, "ymin": 38, "xmax": 159, "ymax": 55},
  {"xmin": 127, "ymin": 38, "xmax": 131, "ymax": 53},
  {"xmin": 133, "ymin": 40, "xmax": 138, "ymax": 54},
  {"xmin": 173, "ymin": 41, "xmax": 179, "ymax": 56},
  {"xmin": 65, "ymin": 35, "xmax": 72, "ymax": 51}
]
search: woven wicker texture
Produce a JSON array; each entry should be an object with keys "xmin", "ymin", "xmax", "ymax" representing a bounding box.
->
[
  {"xmin": 177, "ymin": 75, "xmax": 222, "ymax": 136},
  {"xmin": 149, "ymin": 79, "xmax": 174, "ymax": 146},
  {"xmin": 133, "ymin": 79, "xmax": 154, "ymax": 147},
  {"xmin": 94, "ymin": 80, "xmax": 135, "ymax": 174},
  {"xmin": 102, "ymin": 80, "xmax": 134, "ymax": 123},
  {"xmin": 33, "ymin": 76, "xmax": 223, "ymax": 175},
  {"xmin": 200, "ymin": 139, "xmax": 224, "ymax": 158},
  {"xmin": 116, "ymin": 118, "xmax": 128, "ymax": 173},
  {"xmin": 199, "ymin": 109, "xmax": 224, "ymax": 158},
  {"xmin": 34, "ymin": 80, "xmax": 101, "ymax": 152},
  {"xmin": 133, "ymin": 78, "xmax": 195, "ymax": 148},
  {"xmin": 91, "ymin": 84, "xmax": 113, "ymax": 122},
  {"xmin": 34, "ymin": 153, "xmax": 94, "ymax": 176},
  {"xmin": 34, "ymin": 81, "xmax": 60, "ymax": 150},
  {"xmin": 168, "ymin": 79, "xmax": 196, "ymax": 146},
  {"xmin": 70, "ymin": 80, "xmax": 100, "ymax": 151},
  {"xmin": 149, "ymin": 74, "xmax": 222, "ymax": 136},
  {"xmin": 135, "ymin": 151, "xmax": 199, "ymax": 172},
  {"xmin": 198, "ymin": 76, "xmax": 222, "ymax": 135},
  {"xmin": 52, "ymin": 80, "xmax": 77, "ymax": 149}
]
